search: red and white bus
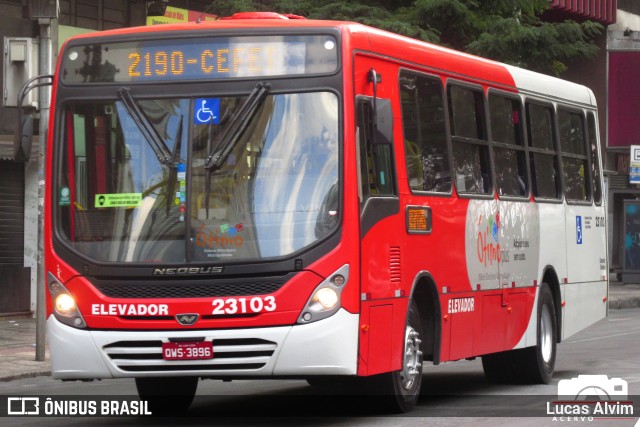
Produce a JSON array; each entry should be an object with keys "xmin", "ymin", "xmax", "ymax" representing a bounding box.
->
[{"xmin": 28, "ymin": 12, "xmax": 607, "ymax": 412}]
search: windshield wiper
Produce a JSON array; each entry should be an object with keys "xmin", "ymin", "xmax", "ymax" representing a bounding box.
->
[
  {"xmin": 116, "ymin": 87, "xmax": 173, "ymax": 167},
  {"xmin": 205, "ymin": 82, "xmax": 270, "ymax": 170},
  {"xmin": 202, "ymin": 82, "xmax": 270, "ymax": 219},
  {"xmin": 118, "ymin": 87, "xmax": 184, "ymax": 217}
]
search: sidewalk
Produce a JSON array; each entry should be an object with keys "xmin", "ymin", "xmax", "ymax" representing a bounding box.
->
[
  {"xmin": 0, "ymin": 316, "xmax": 49, "ymax": 384},
  {"xmin": 608, "ymin": 279, "xmax": 640, "ymax": 309},
  {"xmin": 0, "ymin": 282, "xmax": 639, "ymax": 383}
]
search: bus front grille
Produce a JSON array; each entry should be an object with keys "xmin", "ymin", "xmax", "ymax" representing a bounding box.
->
[
  {"xmin": 91, "ymin": 276, "xmax": 291, "ymax": 299},
  {"xmin": 102, "ymin": 338, "xmax": 276, "ymax": 373}
]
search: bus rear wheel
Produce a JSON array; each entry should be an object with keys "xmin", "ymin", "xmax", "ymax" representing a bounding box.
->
[
  {"xmin": 135, "ymin": 376, "xmax": 198, "ymax": 415},
  {"xmin": 514, "ymin": 283, "xmax": 557, "ymax": 383}
]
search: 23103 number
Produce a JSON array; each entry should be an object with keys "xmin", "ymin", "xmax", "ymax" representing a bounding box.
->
[{"xmin": 211, "ymin": 296, "xmax": 276, "ymax": 315}]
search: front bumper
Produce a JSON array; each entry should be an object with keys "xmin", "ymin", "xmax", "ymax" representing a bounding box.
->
[{"xmin": 48, "ymin": 308, "xmax": 358, "ymax": 379}]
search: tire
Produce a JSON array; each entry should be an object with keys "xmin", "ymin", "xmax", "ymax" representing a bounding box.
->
[
  {"xmin": 135, "ymin": 376, "xmax": 198, "ymax": 415},
  {"xmin": 371, "ymin": 300, "xmax": 424, "ymax": 413},
  {"xmin": 514, "ymin": 283, "xmax": 557, "ymax": 383}
]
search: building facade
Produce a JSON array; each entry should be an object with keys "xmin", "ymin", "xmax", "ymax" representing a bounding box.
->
[
  {"xmin": 0, "ymin": 0, "xmax": 209, "ymax": 315},
  {"xmin": 604, "ymin": 2, "xmax": 640, "ymax": 281}
]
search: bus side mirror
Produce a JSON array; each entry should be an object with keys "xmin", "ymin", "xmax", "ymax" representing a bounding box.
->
[
  {"xmin": 13, "ymin": 114, "xmax": 34, "ymax": 162},
  {"xmin": 368, "ymin": 68, "xmax": 393, "ymax": 146},
  {"xmin": 373, "ymin": 98, "xmax": 393, "ymax": 145}
]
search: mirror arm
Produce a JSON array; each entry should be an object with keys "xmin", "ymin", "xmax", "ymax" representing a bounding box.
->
[
  {"xmin": 13, "ymin": 75, "xmax": 53, "ymax": 162},
  {"xmin": 15, "ymin": 74, "xmax": 54, "ymax": 122},
  {"xmin": 368, "ymin": 68, "xmax": 383, "ymax": 144}
]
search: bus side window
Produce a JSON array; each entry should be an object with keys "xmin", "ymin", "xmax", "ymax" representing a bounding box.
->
[
  {"xmin": 357, "ymin": 99, "xmax": 397, "ymax": 200},
  {"xmin": 489, "ymin": 93, "xmax": 528, "ymax": 197},
  {"xmin": 587, "ymin": 113, "xmax": 602, "ymax": 205},
  {"xmin": 399, "ymin": 70, "xmax": 451, "ymax": 193},
  {"xmin": 448, "ymin": 85, "xmax": 491, "ymax": 195},
  {"xmin": 558, "ymin": 108, "xmax": 590, "ymax": 202},
  {"xmin": 526, "ymin": 102, "xmax": 560, "ymax": 200}
]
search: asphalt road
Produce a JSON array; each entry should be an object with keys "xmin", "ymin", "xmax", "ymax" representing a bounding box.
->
[{"xmin": 2, "ymin": 307, "xmax": 640, "ymax": 426}]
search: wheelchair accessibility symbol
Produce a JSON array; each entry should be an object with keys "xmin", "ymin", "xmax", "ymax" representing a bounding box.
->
[{"xmin": 194, "ymin": 98, "xmax": 220, "ymax": 125}]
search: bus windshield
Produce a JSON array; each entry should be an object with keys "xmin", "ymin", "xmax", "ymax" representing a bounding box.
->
[{"xmin": 56, "ymin": 91, "xmax": 340, "ymax": 263}]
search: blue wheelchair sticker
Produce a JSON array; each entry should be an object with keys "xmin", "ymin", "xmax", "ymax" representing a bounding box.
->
[
  {"xmin": 194, "ymin": 98, "xmax": 220, "ymax": 125},
  {"xmin": 576, "ymin": 216, "xmax": 583, "ymax": 245}
]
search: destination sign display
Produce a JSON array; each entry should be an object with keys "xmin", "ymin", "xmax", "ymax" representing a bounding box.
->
[{"xmin": 61, "ymin": 35, "xmax": 338, "ymax": 84}]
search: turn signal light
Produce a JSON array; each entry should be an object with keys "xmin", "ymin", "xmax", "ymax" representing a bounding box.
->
[{"xmin": 407, "ymin": 206, "xmax": 432, "ymax": 234}]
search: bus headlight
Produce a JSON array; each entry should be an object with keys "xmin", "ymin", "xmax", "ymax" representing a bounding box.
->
[
  {"xmin": 55, "ymin": 293, "xmax": 77, "ymax": 315},
  {"xmin": 297, "ymin": 264, "xmax": 349, "ymax": 324},
  {"xmin": 314, "ymin": 288, "xmax": 339, "ymax": 309},
  {"xmin": 48, "ymin": 273, "xmax": 87, "ymax": 329}
]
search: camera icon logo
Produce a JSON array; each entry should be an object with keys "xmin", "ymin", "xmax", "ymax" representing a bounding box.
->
[{"xmin": 558, "ymin": 375, "xmax": 628, "ymax": 400}]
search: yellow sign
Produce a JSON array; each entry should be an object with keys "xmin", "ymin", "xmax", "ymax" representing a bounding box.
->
[{"xmin": 146, "ymin": 6, "xmax": 217, "ymax": 26}]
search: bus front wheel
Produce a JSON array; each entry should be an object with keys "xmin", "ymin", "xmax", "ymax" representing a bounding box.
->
[
  {"xmin": 135, "ymin": 376, "xmax": 198, "ymax": 415},
  {"xmin": 373, "ymin": 300, "xmax": 424, "ymax": 413}
]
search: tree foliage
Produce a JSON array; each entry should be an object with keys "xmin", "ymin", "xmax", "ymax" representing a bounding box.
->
[
  {"xmin": 204, "ymin": 0, "xmax": 603, "ymax": 75},
  {"xmin": 414, "ymin": 0, "xmax": 603, "ymax": 74}
]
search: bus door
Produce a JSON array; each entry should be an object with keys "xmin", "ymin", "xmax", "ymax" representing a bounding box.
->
[
  {"xmin": 495, "ymin": 199, "xmax": 537, "ymax": 351},
  {"xmin": 476, "ymin": 93, "xmax": 538, "ymax": 354},
  {"xmin": 448, "ymin": 82, "xmax": 503, "ymax": 358},
  {"xmin": 451, "ymin": 85, "xmax": 532, "ymax": 357},
  {"xmin": 354, "ymin": 56, "xmax": 404, "ymax": 375},
  {"xmin": 561, "ymin": 109, "xmax": 607, "ymax": 338},
  {"xmin": 465, "ymin": 183, "xmax": 531, "ymax": 357}
]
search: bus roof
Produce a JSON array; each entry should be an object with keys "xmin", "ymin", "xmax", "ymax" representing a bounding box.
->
[{"xmin": 62, "ymin": 16, "xmax": 595, "ymax": 107}]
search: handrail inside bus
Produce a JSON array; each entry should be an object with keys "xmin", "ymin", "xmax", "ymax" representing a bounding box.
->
[
  {"xmin": 165, "ymin": 116, "xmax": 183, "ymax": 216},
  {"xmin": 369, "ymin": 68, "xmax": 381, "ymax": 144}
]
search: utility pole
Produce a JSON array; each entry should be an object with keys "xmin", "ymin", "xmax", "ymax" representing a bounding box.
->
[{"xmin": 35, "ymin": 16, "xmax": 52, "ymax": 362}]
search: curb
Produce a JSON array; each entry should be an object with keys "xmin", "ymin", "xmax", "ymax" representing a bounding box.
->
[
  {"xmin": 608, "ymin": 297, "xmax": 640, "ymax": 310},
  {"xmin": 0, "ymin": 370, "xmax": 51, "ymax": 382}
]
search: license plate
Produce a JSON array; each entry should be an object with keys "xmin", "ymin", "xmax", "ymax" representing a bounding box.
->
[{"xmin": 162, "ymin": 341, "xmax": 213, "ymax": 361}]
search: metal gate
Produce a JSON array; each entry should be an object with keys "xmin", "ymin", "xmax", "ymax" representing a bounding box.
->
[{"xmin": 0, "ymin": 160, "xmax": 30, "ymax": 315}]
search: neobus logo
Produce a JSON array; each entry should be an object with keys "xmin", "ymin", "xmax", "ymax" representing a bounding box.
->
[{"xmin": 153, "ymin": 267, "xmax": 224, "ymax": 275}]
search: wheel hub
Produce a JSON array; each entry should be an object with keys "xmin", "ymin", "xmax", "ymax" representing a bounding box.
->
[
  {"xmin": 400, "ymin": 326, "xmax": 423, "ymax": 390},
  {"xmin": 540, "ymin": 305, "xmax": 553, "ymax": 363}
]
